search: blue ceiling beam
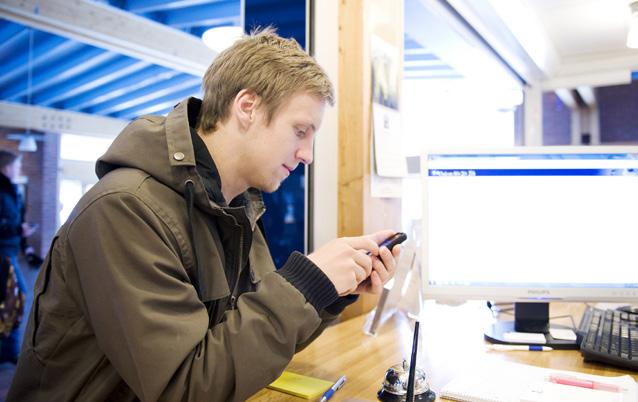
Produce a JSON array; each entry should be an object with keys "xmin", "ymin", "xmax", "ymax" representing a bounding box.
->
[
  {"xmin": 164, "ymin": 1, "xmax": 240, "ymax": 28},
  {"xmin": 113, "ymin": 84, "xmax": 201, "ymax": 119},
  {"xmin": 404, "ymin": 65, "xmax": 453, "ymax": 72},
  {"xmin": 88, "ymin": 74, "xmax": 200, "ymax": 115},
  {"xmin": 404, "ymin": 37, "xmax": 423, "ymax": 50},
  {"xmin": 2, "ymin": 0, "xmax": 214, "ymax": 75},
  {"xmin": 62, "ymin": 66, "xmax": 177, "ymax": 111},
  {"xmin": 0, "ymin": 27, "xmax": 28, "ymax": 63},
  {"xmin": 2, "ymin": 48, "xmax": 116, "ymax": 101},
  {"xmin": 0, "ymin": 20, "xmax": 25, "ymax": 44},
  {"xmin": 34, "ymin": 58, "xmax": 149, "ymax": 106},
  {"xmin": 138, "ymin": 11, "xmax": 166, "ymax": 23},
  {"xmin": 169, "ymin": 14, "xmax": 239, "ymax": 29},
  {"xmin": 125, "ymin": 0, "xmax": 217, "ymax": 14},
  {"xmin": 0, "ymin": 34, "xmax": 69, "ymax": 87},
  {"xmin": 405, "ymin": 53, "xmax": 439, "ymax": 62}
]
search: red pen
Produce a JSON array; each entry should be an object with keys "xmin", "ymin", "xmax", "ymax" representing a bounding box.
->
[{"xmin": 549, "ymin": 374, "xmax": 622, "ymax": 393}]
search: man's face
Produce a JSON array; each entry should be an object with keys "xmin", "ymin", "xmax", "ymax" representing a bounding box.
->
[{"xmin": 242, "ymin": 91, "xmax": 325, "ymax": 193}]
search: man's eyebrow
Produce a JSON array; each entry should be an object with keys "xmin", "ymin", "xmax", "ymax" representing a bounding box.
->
[{"xmin": 296, "ymin": 123, "xmax": 316, "ymax": 132}]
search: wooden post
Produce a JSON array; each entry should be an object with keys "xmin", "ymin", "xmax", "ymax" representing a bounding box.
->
[{"xmin": 338, "ymin": 0, "xmax": 403, "ymax": 319}]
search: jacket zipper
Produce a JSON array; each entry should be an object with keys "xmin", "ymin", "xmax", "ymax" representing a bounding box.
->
[{"xmin": 229, "ymin": 228, "xmax": 244, "ymax": 310}]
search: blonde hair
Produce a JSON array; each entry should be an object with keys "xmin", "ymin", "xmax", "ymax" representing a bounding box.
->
[{"xmin": 198, "ymin": 27, "xmax": 334, "ymax": 133}]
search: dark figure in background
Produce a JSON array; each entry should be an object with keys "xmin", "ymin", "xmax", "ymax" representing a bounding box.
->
[{"xmin": 0, "ymin": 150, "xmax": 39, "ymax": 364}]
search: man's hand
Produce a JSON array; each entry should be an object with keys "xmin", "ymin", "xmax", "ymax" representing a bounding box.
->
[
  {"xmin": 21, "ymin": 222, "xmax": 37, "ymax": 237},
  {"xmin": 354, "ymin": 242, "xmax": 400, "ymax": 295},
  {"xmin": 308, "ymin": 230, "xmax": 400, "ymax": 296},
  {"xmin": 308, "ymin": 236, "xmax": 379, "ymax": 296}
]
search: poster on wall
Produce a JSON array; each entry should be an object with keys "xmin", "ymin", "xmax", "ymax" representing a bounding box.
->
[{"xmin": 371, "ymin": 34, "xmax": 405, "ymax": 197}]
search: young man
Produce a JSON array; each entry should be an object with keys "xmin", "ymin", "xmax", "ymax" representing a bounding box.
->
[
  {"xmin": 0, "ymin": 150, "xmax": 37, "ymax": 364},
  {"xmin": 9, "ymin": 29, "xmax": 399, "ymax": 401}
]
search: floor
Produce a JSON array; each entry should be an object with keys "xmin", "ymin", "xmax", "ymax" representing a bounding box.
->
[{"xmin": 0, "ymin": 257, "xmax": 38, "ymax": 401}]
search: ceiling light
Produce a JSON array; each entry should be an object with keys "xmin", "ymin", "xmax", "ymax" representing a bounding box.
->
[
  {"xmin": 627, "ymin": 1, "xmax": 638, "ymax": 48},
  {"xmin": 6, "ymin": 133, "xmax": 44, "ymax": 152},
  {"xmin": 18, "ymin": 135, "xmax": 38, "ymax": 152},
  {"xmin": 202, "ymin": 26, "xmax": 243, "ymax": 53}
]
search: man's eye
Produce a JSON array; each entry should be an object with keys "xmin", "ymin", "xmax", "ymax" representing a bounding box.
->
[{"xmin": 296, "ymin": 130, "xmax": 306, "ymax": 138}]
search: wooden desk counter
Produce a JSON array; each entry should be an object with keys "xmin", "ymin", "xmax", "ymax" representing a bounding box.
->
[{"xmin": 248, "ymin": 301, "xmax": 638, "ymax": 401}]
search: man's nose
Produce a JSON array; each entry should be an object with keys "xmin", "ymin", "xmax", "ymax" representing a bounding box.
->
[{"xmin": 296, "ymin": 140, "xmax": 314, "ymax": 165}]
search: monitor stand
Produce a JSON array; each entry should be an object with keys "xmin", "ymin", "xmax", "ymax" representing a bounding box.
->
[{"xmin": 484, "ymin": 302, "xmax": 578, "ymax": 350}]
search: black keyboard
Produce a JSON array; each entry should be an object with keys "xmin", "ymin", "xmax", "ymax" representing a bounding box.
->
[{"xmin": 577, "ymin": 307, "xmax": 638, "ymax": 371}]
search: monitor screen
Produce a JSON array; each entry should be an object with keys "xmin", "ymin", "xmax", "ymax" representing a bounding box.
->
[
  {"xmin": 421, "ymin": 147, "xmax": 638, "ymax": 347},
  {"xmin": 421, "ymin": 147, "xmax": 638, "ymax": 304},
  {"xmin": 421, "ymin": 147, "xmax": 638, "ymax": 301}
]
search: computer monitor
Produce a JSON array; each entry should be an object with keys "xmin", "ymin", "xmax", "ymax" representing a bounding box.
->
[{"xmin": 420, "ymin": 146, "xmax": 638, "ymax": 348}]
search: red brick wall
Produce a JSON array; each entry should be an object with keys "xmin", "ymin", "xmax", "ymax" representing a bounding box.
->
[
  {"xmin": 542, "ymin": 92, "xmax": 572, "ymax": 145},
  {"xmin": 597, "ymin": 80, "xmax": 638, "ymax": 144},
  {"xmin": 0, "ymin": 128, "xmax": 60, "ymax": 257},
  {"xmin": 542, "ymin": 82, "xmax": 638, "ymax": 146},
  {"xmin": 40, "ymin": 133, "xmax": 60, "ymax": 257}
]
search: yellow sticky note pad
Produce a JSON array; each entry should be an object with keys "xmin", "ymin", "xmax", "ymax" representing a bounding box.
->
[{"xmin": 267, "ymin": 371, "xmax": 333, "ymax": 399}]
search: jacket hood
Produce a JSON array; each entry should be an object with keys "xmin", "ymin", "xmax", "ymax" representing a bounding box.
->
[{"xmin": 96, "ymin": 98, "xmax": 197, "ymax": 198}]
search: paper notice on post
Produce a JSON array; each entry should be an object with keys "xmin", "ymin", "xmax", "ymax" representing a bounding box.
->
[{"xmin": 372, "ymin": 103, "xmax": 407, "ymax": 178}]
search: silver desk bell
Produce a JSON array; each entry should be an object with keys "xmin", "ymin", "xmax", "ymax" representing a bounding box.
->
[{"xmin": 377, "ymin": 360, "xmax": 436, "ymax": 401}]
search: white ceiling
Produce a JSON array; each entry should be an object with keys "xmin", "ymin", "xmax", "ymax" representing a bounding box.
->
[
  {"xmin": 527, "ymin": 0, "xmax": 635, "ymax": 59},
  {"xmin": 451, "ymin": 0, "xmax": 638, "ymax": 88}
]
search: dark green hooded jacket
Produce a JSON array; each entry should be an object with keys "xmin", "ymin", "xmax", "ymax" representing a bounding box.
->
[{"xmin": 8, "ymin": 98, "xmax": 352, "ymax": 401}]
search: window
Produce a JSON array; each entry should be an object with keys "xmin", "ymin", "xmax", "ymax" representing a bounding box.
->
[{"xmin": 58, "ymin": 133, "xmax": 114, "ymax": 226}]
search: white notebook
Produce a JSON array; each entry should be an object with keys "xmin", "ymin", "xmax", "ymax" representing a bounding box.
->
[{"xmin": 440, "ymin": 359, "xmax": 636, "ymax": 402}]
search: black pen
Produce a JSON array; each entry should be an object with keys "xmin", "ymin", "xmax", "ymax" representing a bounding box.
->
[{"xmin": 319, "ymin": 375, "xmax": 346, "ymax": 402}]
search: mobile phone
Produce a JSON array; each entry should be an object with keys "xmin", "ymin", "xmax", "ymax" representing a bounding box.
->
[{"xmin": 378, "ymin": 232, "xmax": 407, "ymax": 250}]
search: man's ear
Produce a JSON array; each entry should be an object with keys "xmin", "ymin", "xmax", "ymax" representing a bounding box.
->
[{"xmin": 234, "ymin": 89, "xmax": 259, "ymax": 129}]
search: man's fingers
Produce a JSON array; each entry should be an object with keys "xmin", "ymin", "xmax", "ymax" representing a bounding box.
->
[
  {"xmin": 343, "ymin": 230, "xmax": 400, "ymax": 256},
  {"xmin": 368, "ymin": 271, "xmax": 383, "ymax": 294},
  {"xmin": 343, "ymin": 236, "xmax": 379, "ymax": 255},
  {"xmin": 372, "ymin": 256, "xmax": 390, "ymax": 284},
  {"xmin": 376, "ymin": 246, "xmax": 397, "ymax": 285},
  {"xmin": 366, "ymin": 229, "xmax": 396, "ymax": 246},
  {"xmin": 352, "ymin": 250, "xmax": 373, "ymax": 276},
  {"xmin": 391, "ymin": 244, "xmax": 402, "ymax": 257}
]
